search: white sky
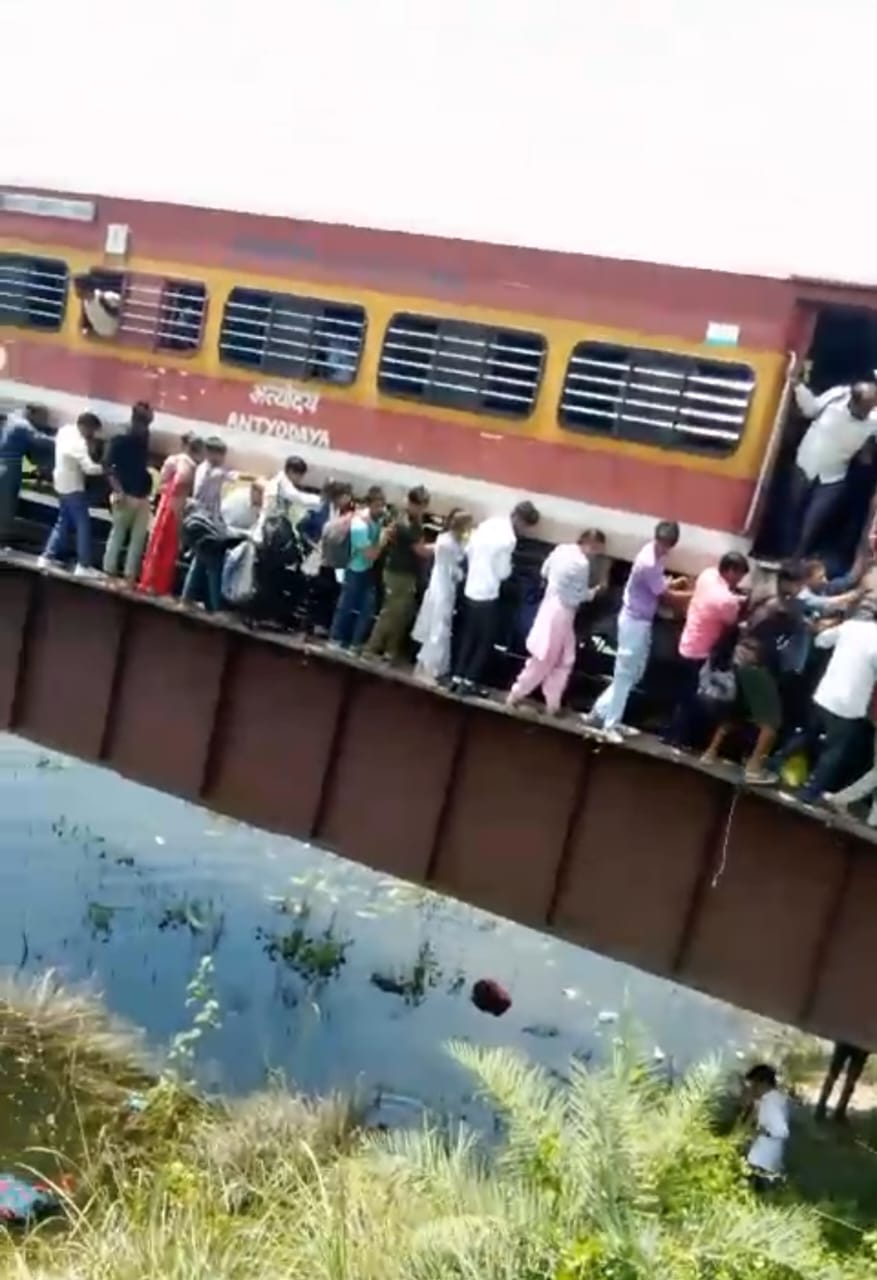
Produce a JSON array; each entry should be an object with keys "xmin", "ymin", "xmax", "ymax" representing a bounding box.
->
[{"xmin": 4, "ymin": 0, "xmax": 875, "ymax": 284}]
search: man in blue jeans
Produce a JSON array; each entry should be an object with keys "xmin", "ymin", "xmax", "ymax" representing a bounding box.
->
[
  {"xmin": 329, "ymin": 485, "xmax": 388, "ymax": 650},
  {"xmin": 39, "ymin": 411, "xmax": 104, "ymax": 576},
  {"xmin": 0, "ymin": 404, "xmax": 53, "ymax": 545}
]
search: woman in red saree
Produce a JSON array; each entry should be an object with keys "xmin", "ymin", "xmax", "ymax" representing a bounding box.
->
[{"xmin": 138, "ymin": 433, "xmax": 205, "ymax": 595}]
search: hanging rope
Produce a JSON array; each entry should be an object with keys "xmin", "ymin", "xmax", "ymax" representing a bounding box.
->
[{"xmin": 711, "ymin": 787, "xmax": 740, "ymax": 889}]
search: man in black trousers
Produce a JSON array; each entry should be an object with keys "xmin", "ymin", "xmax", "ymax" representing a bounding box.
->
[{"xmin": 450, "ymin": 499, "xmax": 540, "ymax": 696}]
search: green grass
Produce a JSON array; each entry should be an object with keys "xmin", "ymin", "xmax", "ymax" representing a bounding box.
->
[{"xmin": 0, "ymin": 976, "xmax": 875, "ymax": 1279}]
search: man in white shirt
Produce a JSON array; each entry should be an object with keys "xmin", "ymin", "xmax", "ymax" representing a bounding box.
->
[
  {"xmin": 38, "ymin": 411, "xmax": 104, "ymax": 576},
  {"xmin": 799, "ymin": 617, "xmax": 877, "ymax": 803},
  {"xmin": 221, "ymin": 481, "xmax": 263, "ymax": 535},
  {"xmin": 790, "ymin": 378, "xmax": 877, "ymax": 557},
  {"xmin": 191, "ymin": 437, "xmax": 238, "ymax": 522},
  {"xmin": 254, "ymin": 455, "xmax": 320, "ymax": 543},
  {"xmin": 744, "ymin": 1064, "xmax": 790, "ymax": 1189},
  {"xmin": 450, "ymin": 500, "xmax": 540, "ymax": 695},
  {"xmin": 507, "ymin": 529, "xmax": 606, "ymax": 714}
]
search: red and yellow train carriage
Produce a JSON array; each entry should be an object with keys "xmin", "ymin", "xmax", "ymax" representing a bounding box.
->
[{"xmin": 1, "ymin": 186, "xmax": 876, "ymax": 571}]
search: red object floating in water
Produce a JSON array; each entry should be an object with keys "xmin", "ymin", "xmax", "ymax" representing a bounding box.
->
[{"xmin": 471, "ymin": 979, "xmax": 511, "ymax": 1017}]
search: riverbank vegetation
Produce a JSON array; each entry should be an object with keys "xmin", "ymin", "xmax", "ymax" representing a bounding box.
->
[{"xmin": 0, "ymin": 972, "xmax": 874, "ymax": 1278}]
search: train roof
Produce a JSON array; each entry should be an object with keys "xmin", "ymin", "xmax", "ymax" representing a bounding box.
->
[{"xmin": 6, "ymin": 0, "xmax": 877, "ymax": 289}]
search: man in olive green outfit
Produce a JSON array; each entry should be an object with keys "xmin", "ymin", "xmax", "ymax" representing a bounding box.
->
[{"xmin": 366, "ymin": 485, "xmax": 431, "ymax": 662}]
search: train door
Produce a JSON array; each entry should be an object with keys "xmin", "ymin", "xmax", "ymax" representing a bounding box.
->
[{"xmin": 752, "ymin": 305, "xmax": 877, "ymax": 567}]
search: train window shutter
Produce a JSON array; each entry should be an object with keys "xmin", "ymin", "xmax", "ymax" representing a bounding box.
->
[
  {"xmin": 219, "ymin": 287, "xmax": 366, "ymax": 386},
  {"xmin": 559, "ymin": 341, "xmax": 754, "ymax": 456},
  {"xmin": 378, "ymin": 312, "xmax": 546, "ymax": 419},
  {"xmin": 0, "ymin": 254, "xmax": 68, "ymax": 331}
]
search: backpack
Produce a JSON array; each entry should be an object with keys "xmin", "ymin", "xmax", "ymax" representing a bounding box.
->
[
  {"xmin": 697, "ymin": 660, "xmax": 737, "ymax": 709},
  {"xmin": 181, "ymin": 507, "xmax": 226, "ymax": 554},
  {"xmin": 261, "ymin": 514, "xmax": 300, "ymax": 566},
  {"xmin": 321, "ymin": 512, "xmax": 354, "ymax": 570}
]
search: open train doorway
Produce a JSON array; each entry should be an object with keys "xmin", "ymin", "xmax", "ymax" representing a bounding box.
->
[{"xmin": 753, "ymin": 305, "xmax": 877, "ymax": 570}]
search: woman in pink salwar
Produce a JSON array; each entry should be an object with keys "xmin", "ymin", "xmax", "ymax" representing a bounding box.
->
[
  {"xmin": 507, "ymin": 529, "xmax": 606, "ymax": 714},
  {"xmin": 138, "ymin": 432, "xmax": 205, "ymax": 595}
]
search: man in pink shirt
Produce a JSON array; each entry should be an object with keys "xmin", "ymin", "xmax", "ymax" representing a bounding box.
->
[{"xmin": 669, "ymin": 551, "xmax": 749, "ymax": 746}]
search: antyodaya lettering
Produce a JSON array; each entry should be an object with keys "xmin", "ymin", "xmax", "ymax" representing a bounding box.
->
[
  {"xmin": 226, "ymin": 411, "xmax": 330, "ymax": 449},
  {"xmin": 249, "ymin": 383, "xmax": 320, "ymax": 414}
]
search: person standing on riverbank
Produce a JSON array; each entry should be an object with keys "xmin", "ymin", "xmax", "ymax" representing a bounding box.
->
[
  {"xmin": 815, "ymin": 1042, "xmax": 871, "ymax": 1123},
  {"xmin": 38, "ymin": 411, "xmax": 104, "ymax": 577},
  {"xmin": 103, "ymin": 402, "xmax": 153, "ymax": 584},
  {"xmin": 743, "ymin": 1063, "xmax": 790, "ymax": 1190}
]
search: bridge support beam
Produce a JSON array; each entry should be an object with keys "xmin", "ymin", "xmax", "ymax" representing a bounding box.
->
[{"xmin": 1, "ymin": 555, "xmax": 875, "ymax": 1048}]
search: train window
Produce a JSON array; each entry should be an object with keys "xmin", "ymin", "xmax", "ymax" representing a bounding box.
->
[
  {"xmin": 379, "ymin": 313, "xmax": 546, "ymax": 418},
  {"xmin": 219, "ymin": 288, "xmax": 366, "ymax": 385},
  {"xmin": 0, "ymin": 254, "xmax": 68, "ymax": 331},
  {"xmin": 119, "ymin": 277, "xmax": 207, "ymax": 352},
  {"xmin": 559, "ymin": 341, "xmax": 754, "ymax": 455}
]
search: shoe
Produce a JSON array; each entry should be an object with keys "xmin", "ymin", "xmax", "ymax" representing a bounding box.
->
[
  {"xmin": 744, "ymin": 768, "xmax": 778, "ymax": 787},
  {"xmin": 602, "ymin": 727, "xmax": 623, "ymax": 745},
  {"xmin": 580, "ymin": 711, "xmax": 604, "ymax": 730},
  {"xmin": 823, "ymin": 793, "xmax": 847, "ymax": 813},
  {"xmin": 616, "ymin": 724, "xmax": 640, "ymax": 739},
  {"xmin": 74, "ymin": 564, "xmax": 98, "ymax": 579},
  {"xmin": 36, "ymin": 556, "xmax": 52, "ymax": 570}
]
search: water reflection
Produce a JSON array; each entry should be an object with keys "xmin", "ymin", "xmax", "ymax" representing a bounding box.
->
[{"xmin": 0, "ymin": 733, "xmax": 759, "ymax": 1118}]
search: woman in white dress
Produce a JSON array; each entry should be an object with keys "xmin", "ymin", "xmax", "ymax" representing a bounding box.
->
[{"xmin": 413, "ymin": 509, "xmax": 473, "ymax": 681}]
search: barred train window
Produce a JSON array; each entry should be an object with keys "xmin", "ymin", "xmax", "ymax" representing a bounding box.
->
[
  {"xmin": 219, "ymin": 288, "xmax": 366, "ymax": 386},
  {"xmin": 559, "ymin": 341, "xmax": 754, "ymax": 455},
  {"xmin": 0, "ymin": 254, "xmax": 68, "ymax": 331},
  {"xmin": 76, "ymin": 270, "xmax": 207, "ymax": 351},
  {"xmin": 378, "ymin": 313, "xmax": 546, "ymax": 418},
  {"xmin": 120, "ymin": 276, "xmax": 207, "ymax": 352}
]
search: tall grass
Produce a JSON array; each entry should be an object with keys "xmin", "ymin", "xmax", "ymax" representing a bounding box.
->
[{"xmin": 0, "ymin": 976, "xmax": 872, "ymax": 1278}]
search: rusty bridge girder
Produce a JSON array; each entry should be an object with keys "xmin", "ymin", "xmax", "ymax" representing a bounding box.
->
[{"xmin": 1, "ymin": 554, "xmax": 875, "ymax": 1048}]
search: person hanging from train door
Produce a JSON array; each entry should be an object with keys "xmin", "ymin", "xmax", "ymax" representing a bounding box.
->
[
  {"xmin": 0, "ymin": 404, "xmax": 53, "ymax": 547},
  {"xmin": 582, "ymin": 521, "xmax": 689, "ymax": 742},
  {"xmin": 788, "ymin": 374, "xmax": 877, "ymax": 559},
  {"xmin": 448, "ymin": 500, "xmax": 541, "ymax": 698},
  {"xmin": 506, "ymin": 528, "xmax": 606, "ymax": 716}
]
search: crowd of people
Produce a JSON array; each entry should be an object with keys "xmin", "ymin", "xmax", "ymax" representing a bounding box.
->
[{"xmin": 4, "ymin": 377, "xmax": 877, "ymax": 832}]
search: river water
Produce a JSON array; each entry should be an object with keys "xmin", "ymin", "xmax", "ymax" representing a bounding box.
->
[{"xmin": 0, "ymin": 732, "xmax": 762, "ymax": 1122}]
